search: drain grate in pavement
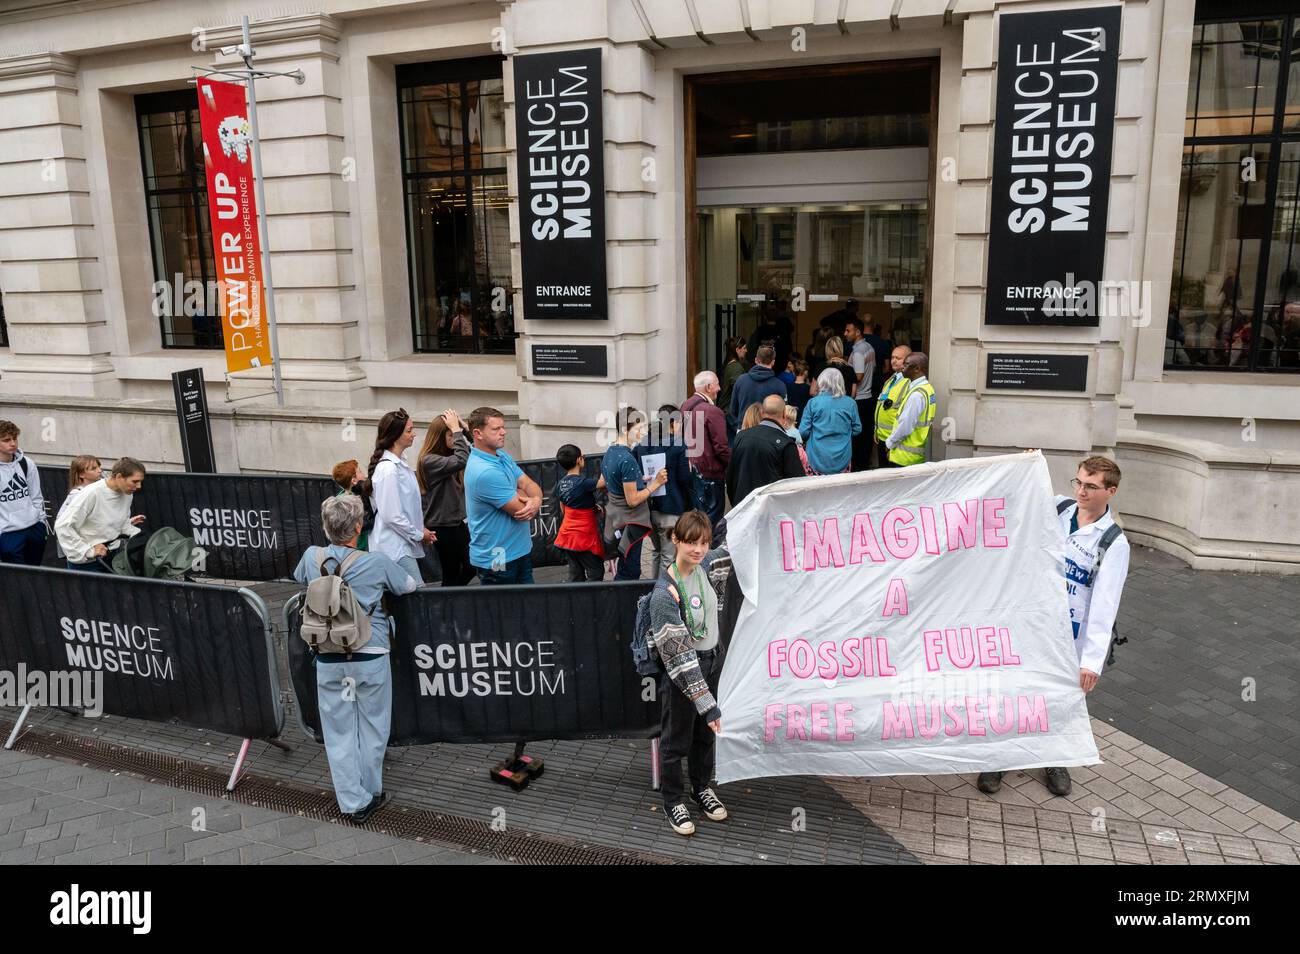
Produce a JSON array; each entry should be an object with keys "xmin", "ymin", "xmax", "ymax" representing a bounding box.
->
[{"xmin": 3, "ymin": 721, "xmax": 678, "ymax": 866}]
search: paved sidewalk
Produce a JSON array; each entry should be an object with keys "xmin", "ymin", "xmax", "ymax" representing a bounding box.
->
[{"xmin": 0, "ymin": 746, "xmax": 492, "ymax": 865}]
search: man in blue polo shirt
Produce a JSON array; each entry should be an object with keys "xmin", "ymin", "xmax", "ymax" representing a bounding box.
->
[{"xmin": 464, "ymin": 406, "xmax": 543, "ymax": 584}]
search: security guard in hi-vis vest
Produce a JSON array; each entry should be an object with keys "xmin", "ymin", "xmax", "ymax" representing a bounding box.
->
[
  {"xmin": 883, "ymin": 352, "xmax": 936, "ymax": 467},
  {"xmin": 873, "ymin": 345, "xmax": 913, "ymax": 469}
]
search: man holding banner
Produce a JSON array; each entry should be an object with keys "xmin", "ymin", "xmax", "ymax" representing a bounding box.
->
[
  {"xmin": 978, "ymin": 455, "xmax": 1130, "ymax": 797},
  {"xmin": 715, "ymin": 451, "xmax": 1101, "ymax": 787}
]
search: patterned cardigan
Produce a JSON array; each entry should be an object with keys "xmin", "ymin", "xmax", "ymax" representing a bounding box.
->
[{"xmin": 647, "ymin": 546, "xmax": 732, "ymax": 723}]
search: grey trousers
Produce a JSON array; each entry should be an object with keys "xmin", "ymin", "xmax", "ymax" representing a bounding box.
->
[{"xmin": 316, "ymin": 655, "xmax": 392, "ymax": 814}]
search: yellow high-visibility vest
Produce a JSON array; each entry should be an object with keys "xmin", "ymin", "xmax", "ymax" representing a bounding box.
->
[
  {"xmin": 874, "ymin": 372, "xmax": 910, "ymax": 441},
  {"xmin": 888, "ymin": 380, "xmax": 936, "ymax": 466}
]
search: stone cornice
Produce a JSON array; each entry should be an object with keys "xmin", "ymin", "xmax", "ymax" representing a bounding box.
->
[
  {"xmin": 0, "ymin": 50, "xmax": 78, "ymax": 79},
  {"xmin": 202, "ymin": 13, "xmax": 344, "ymax": 49}
]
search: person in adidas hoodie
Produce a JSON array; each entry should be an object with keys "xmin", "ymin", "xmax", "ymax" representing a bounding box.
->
[
  {"xmin": 0, "ymin": 420, "xmax": 48, "ymax": 566},
  {"xmin": 979, "ymin": 455, "xmax": 1130, "ymax": 798}
]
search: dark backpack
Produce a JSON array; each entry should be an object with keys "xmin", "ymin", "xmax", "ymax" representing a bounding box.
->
[
  {"xmin": 1056, "ymin": 499, "xmax": 1127, "ymax": 666},
  {"xmin": 688, "ymin": 464, "xmax": 717, "ymax": 515},
  {"xmin": 631, "ymin": 577, "xmax": 684, "ymax": 678}
]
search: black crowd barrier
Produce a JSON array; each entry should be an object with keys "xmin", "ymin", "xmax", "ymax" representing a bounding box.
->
[
  {"xmin": 36, "ymin": 450, "xmax": 606, "ymax": 578},
  {"xmin": 0, "ymin": 563, "xmax": 284, "ymax": 740},
  {"xmin": 285, "ymin": 579, "xmax": 656, "ymax": 745},
  {"xmin": 39, "ymin": 465, "xmax": 334, "ymax": 580},
  {"xmin": 518, "ymin": 452, "xmax": 604, "ymax": 568}
]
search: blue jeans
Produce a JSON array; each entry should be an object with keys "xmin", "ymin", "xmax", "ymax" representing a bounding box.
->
[
  {"xmin": 701, "ymin": 477, "xmax": 726, "ymax": 527},
  {"xmin": 476, "ymin": 554, "xmax": 534, "ymax": 585},
  {"xmin": 67, "ymin": 558, "xmax": 111, "ymax": 573},
  {"xmin": 0, "ymin": 522, "xmax": 47, "ymax": 567},
  {"xmin": 315, "ymin": 654, "xmax": 392, "ymax": 814},
  {"xmin": 615, "ymin": 536, "xmax": 644, "ymax": 581}
]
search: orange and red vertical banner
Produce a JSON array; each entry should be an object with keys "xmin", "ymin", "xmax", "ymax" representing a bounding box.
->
[{"xmin": 196, "ymin": 77, "xmax": 274, "ymax": 373}]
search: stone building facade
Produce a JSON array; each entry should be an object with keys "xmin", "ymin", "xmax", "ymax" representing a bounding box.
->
[{"xmin": 0, "ymin": 0, "xmax": 1297, "ymax": 571}]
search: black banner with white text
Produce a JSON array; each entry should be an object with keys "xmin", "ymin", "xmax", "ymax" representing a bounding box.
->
[
  {"xmin": 513, "ymin": 47, "xmax": 608, "ymax": 320},
  {"xmin": 287, "ymin": 580, "xmax": 656, "ymax": 744},
  {"xmin": 0, "ymin": 564, "xmax": 283, "ymax": 739},
  {"xmin": 985, "ymin": 6, "xmax": 1121, "ymax": 326}
]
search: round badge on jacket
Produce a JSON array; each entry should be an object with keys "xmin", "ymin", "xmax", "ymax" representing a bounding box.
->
[{"xmin": 689, "ymin": 595, "xmax": 703, "ymax": 610}]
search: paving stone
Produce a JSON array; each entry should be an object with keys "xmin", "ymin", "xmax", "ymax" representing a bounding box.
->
[
  {"xmin": 1209, "ymin": 806, "xmax": 1258, "ymax": 834},
  {"xmin": 1245, "ymin": 804, "xmax": 1296, "ymax": 833}
]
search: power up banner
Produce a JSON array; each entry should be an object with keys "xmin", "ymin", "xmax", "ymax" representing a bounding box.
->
[
  {"xmin": 196, "ymin": 77, "xmax": 274, "ymax": 373},
  {"xmin": 716, "ymin": 453, "xmax": 1099, "ymax": 783}
]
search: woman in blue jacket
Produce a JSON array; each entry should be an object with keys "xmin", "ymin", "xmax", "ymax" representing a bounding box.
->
[{"xmin": 800, "ymin": 368, "xmax": 863, "ymax": 475}]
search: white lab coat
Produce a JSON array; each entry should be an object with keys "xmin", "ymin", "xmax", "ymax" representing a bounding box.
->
[{"xmin": 1056, "ymin": 496, "xmax": 1130, "ymax": 675}]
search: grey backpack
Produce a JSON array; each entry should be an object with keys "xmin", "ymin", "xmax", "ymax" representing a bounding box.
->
[{"xmin": 300, "ymin": 550, "xmax": 373, "ymax": 656}]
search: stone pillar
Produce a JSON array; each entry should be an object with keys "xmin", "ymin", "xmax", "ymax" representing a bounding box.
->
[
  {"xmin": 508, "ymin": 0, "xmax": 662, "ymax": 457},
  {"xmin": 0, "ymin": 53, "xmax": 120, "ymax": 398},
  {"xmin": 944, "ymin": 1, "xmax": 1151, "ymax": 477},
  {"xmin": 206, "ymin": 14, "xmax": 366, "ymax": 407}
]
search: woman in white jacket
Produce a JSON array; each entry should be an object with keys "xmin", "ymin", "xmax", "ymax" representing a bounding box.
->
[{"xmin": 360, "ymin": 409, "xmax": 436, "ymax": 581}]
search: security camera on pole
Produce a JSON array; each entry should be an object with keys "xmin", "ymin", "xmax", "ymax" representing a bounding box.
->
[{"xmin": 192, "ymin": 15, "xmax": 306, "ymax": 407}]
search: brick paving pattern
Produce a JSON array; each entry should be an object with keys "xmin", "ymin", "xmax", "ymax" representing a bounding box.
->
[{"xmin": 0, "ymin": 746, "xmax": 495, "ymax": 865}]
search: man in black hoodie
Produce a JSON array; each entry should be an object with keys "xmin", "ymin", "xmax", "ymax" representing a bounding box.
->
[
  {"xmin": 728, "ymin": 345, "xmax": 787, "ymax": 421},
  {"xmin": 726, "ymin": 395, "xmax": 804, "ymax": 506}
]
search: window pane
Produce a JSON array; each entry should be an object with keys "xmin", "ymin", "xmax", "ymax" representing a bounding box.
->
[
  {"xmin": 1168, "ymin": 144, "xmax": 1271, "ymax": 369},
  {"xmin": 403, "ymin": 83, "xmax": 461, "ymax": 175},
  {"xmin": 1189, "ymin": 19, "xmax": 1281, "ymax": 137},
  {"xmin": 142, "ymin": 112, "xmax": 197, "ymax": 191},
  {"xmin": 1284, "ymin": 20, "xmax": 1300, "ymax": 132},
  {"xmin": 470, "ymin": 174, "xmax": 515, "ymax": 352},
  {"xmin": 407, "ymin": 176, "xmax": 474, "ymax": 353},
  {"xmin": 1256, "ymin": 142, "xmax": 1300, "ymax": 369},
  {"xmin": 467, "ymin": 78, "xmax": 507, "ymax": 169},
  {"xmin": 137, "ymin": 93, "xmax": 221, "ymax": 349},
  {"xmin": 399, "ymin": 61, "xmax": 512, "ymax": 356}
]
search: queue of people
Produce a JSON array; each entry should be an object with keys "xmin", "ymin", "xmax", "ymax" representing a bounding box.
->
[{"xmin": 2, "ymin": 359, "xmax": 1127, "ymax": 838}]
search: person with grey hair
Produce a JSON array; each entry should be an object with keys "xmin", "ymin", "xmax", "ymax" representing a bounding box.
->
[
  {"xmin": 293, "ymin": 493, "xmax": 420, "ymax": 823},
  {"xmin": 681, "ymin": 369, "xmax": 730, "ymax": 525},
  {"xmin": 799, "ymin": 367, "xmax": 863, "ymax": 475}
]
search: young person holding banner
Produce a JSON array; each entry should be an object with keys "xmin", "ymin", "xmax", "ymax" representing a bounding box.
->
[
  {"xmin": 979, "ymin": 455, "xmax": 1131, "ymax": 798},
  {"xmin": 294, "ymin": 494, "xmax": 419, "ymax": 823},
  {"xmin": 648, "ymin": 510, "xmax": 734, "ymax": 836}
]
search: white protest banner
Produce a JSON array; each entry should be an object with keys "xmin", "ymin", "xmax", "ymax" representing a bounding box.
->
[{"xmin": 716, "ymin": 452, "xmax": 1099, "ymax": 783}]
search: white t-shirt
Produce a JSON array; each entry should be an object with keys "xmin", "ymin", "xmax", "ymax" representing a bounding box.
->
[{"xmin": 1056, "ymin": 496, "xmax": 1130, "ymax": 675}]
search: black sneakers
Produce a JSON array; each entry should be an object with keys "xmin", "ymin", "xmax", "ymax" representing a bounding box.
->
[
  {"xmin": 978, "ymin": 769, "xmax": 1071, "ymax": 796},
  {"xmin": 693, "ymin": 787, "xmax": 728, "ymax": 821},
  {"xmin": 1044, "ymin": 767, "xmax": 1072, "ymax": 796},
  {"xmin": 667, "ymin": 802, "xmax": 696, "ymax": 836},
  {"xmin": 348, "ymin": 791, "xmax": 389, "ymax": 824}
]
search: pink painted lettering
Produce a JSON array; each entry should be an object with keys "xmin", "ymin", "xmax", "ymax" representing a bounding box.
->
[
  {"xmin": 882, "ymin": 578, "xmax": 910, "ymax": 617},
  {"xmin": 881, "ymin": 507, "xmax": 919, "ymax": 560},
  {"xmin": 803, "ymin": 517, "xmax": 846, "ymax": 571},
  {"xmin": 848, "ymin": 512, "xmax": 886, "ymax": 564},
  {"xmin": 942, "ymin": 498, "xmax": 980, "ymax": 552}
]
